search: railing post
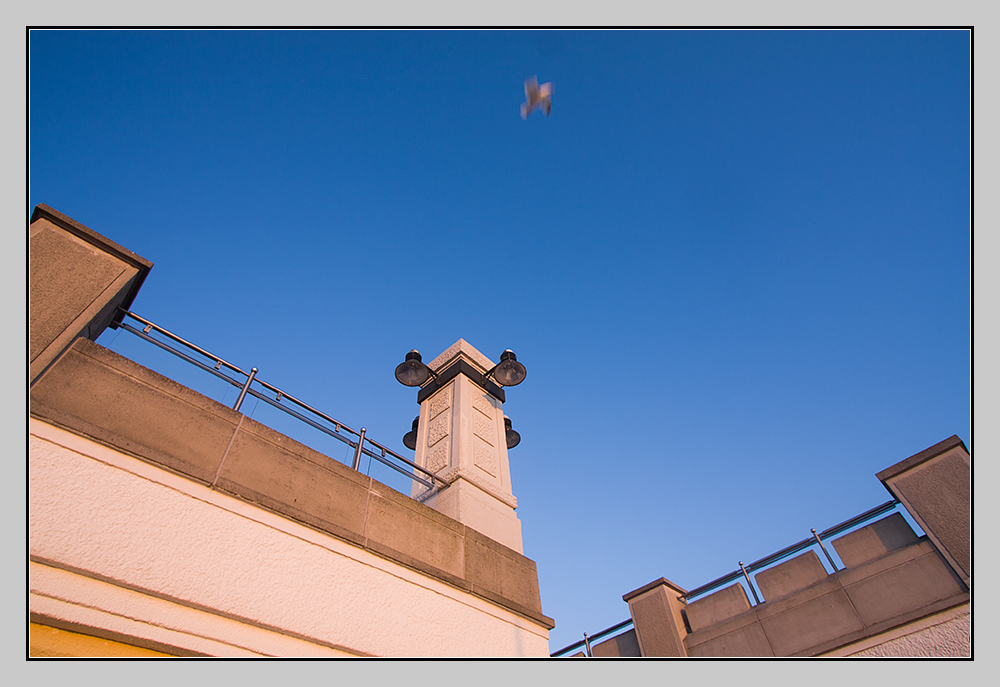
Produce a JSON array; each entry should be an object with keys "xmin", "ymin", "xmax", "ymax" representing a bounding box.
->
[
  {"xmin": 352, "ymin": 427, "xmax": 367, "ymax": 471},
  {"xmin": 812, "ymin": 528, "xmax": 839, "ymax": 572},
  {"xmin": 739, "ymin": 561, "xmax": 762, "ymax": 605},
  {"xmin": 234, "ymin": 367, "xmax": 258, "ymax": 412}
]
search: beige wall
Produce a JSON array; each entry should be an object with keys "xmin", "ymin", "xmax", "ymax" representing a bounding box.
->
[{"xmin": 29, "ymin": 419, "xmax": 550, "ymax": 657}]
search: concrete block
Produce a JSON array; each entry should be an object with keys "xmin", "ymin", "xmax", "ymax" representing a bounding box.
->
[
  {"xmin": 591, "ymin": 629, "xmax": 641, "ymax": 657},
  {"xmin": 758, "ymin": 587, "xmax": 864, "ymax": 656},
  {"xmin": 29, "ymin": 206, "xmax": 151, "ymax": 384},
  {"xmin": 843, "ymin": 550, "xmax": 967, "ymax": 629},
  {"xmin": 836, "ymin": 539, "xmax": 933, "ymax": 587},
  {"xmin": 686, "ymin": 620, "xmax": 773, "ymax": 657},
  {"xmin": 623, "ymin": 578, "xmax": 689, "ymax": 657},
  {"xmin": 755, "ymin": 551, "xmax": 829, "ymax": 602},
  {"xmin": 363, "ymin": 483, "xmax": 467, "ymax": 585},
  {"xmin": 877, "ymin": 437, "xmax": 971, "ymax": 582},
  {"xmin": 684, "ymin": 583, "xmax": 751, "ymax": 633},
  {"xmin": 465, "ymin": 527, "xmax": 544, "ymax": 619},
  {"xmin": 832, "ymin": 513, "xmax": 919, "ymax": 568},
  {"xmin": 30, "ymin": 220, "xmax": 129, "ymax": 361},
  {"xmin": 214, "ymin": 418, "xmax": 371, "ymax": 547},
  {"xmin": 30, "ymin": 339, "xmax": 237, "ymax": 484}
]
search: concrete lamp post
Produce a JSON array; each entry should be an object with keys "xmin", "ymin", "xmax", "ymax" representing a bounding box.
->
[{"xmin": 393, "ymin": 341, "xmax": 528, "ymax": 553}]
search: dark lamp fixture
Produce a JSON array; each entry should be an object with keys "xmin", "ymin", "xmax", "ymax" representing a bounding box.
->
[
  {"xmin": 395, "ymin": 350, "xmax": 433, "ymax": 387},
  {"xmin": 488, "ymin": 350, "xmax": 527, "ymax": 387},
  {"xmin": 504, "ymin": 416, "xmax": 521, "ymax": 450},
  {"xmin": 402, "ymin": 416, "xmax": 419, "ymax": 450}
]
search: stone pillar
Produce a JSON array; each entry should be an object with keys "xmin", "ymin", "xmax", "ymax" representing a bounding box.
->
[
  {"xmin": 29, "ymin": 204, "xmax": 153, "ymax": 385},
  {"xmin": 409, "ymin": 339, "xmax": 523, "ymax": 553},
  {"xmin": 623, "ymin": 577, "xmax": 689, "ymax": 657},
  {"xmin": 876, "ymin": 435, "xmax": 971, "ymax": 586}
]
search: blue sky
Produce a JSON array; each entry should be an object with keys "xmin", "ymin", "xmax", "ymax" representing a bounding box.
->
[{"xmin": 29, "ymin": 29, "xmax": 970, "ymax": 653}]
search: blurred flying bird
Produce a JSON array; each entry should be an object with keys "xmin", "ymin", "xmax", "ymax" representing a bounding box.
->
[{"xmin": 521, "ymin": 76, "xmax": 552, "ymax": 119}]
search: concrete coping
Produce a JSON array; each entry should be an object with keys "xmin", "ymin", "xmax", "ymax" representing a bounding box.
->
[
  {"xmin": 623, "ymin": 577, "xmax": 688, "ymax": 602},
  {"xmin": 31, "ymin": 204, "xmax": 154, "ymax": 274},
  {"xmin": 30, "ymin": 203, "xmax": 153, "ymax": 320},
  {"xmin": 875, "ymin": 435, "xmax": 968, "ymax": 483}
]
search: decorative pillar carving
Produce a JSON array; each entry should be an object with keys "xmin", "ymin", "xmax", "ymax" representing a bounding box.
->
[{"xmin": 410, "ymin": 339, "xmax": 523, "ymax": 553}]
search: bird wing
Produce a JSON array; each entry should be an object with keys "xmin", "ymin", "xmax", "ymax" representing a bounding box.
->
[{"xmin": 524, "ymin": 76, "xmax": 539, "ymax": 100}]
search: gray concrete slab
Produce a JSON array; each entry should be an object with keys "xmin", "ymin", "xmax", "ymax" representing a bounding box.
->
[
  {"xmin": 758, "ymin": 587, "xmax": 864, "ymax": 656},
  {"xmin": 684, "ymin": 583, "xmax": 751, "ymax": 633},
  {"xmin": 215, "ymin": 419, "xmax": 371, "ymax": 548},
  {"xmin": 755, "ymin": 551, "xmax": 829, "ymax": 602},
  {"xmin": 591, "ymin": 629, "xmax": 641, "ymax": 657},
  {"xmin": 832, "ymin": 512, "xmax": 919, "ymax": 568},
  {"xmin": 465, "ymin": 528, "xmax": 543, "ymax": 615},
  {"xmin": 844, "ymin": 550, "xmax": 967, "ymax": 629},
  {"xmin": 30, "ymin": 339, "xmax": 237, "ymax": 485},
  {"xmin": 363, "ymin": 484, "xmax": 467, "ymax": 582},
  {"xmin": 686, "ymin": 620, "xmax": 773, "ymax": 657}
]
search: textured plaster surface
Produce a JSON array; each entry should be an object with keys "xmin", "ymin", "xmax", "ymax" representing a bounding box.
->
[
  {"xmin": 847, "ymin": 611, "xmax": 971, "ymax": 657},
  {"xmin": 29, "ymin": 421, "xmax": 549, "ymax": 657}
]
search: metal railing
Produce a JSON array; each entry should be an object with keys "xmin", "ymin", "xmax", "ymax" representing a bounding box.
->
[
  {"xmin": 112, "ymin": 309, "xmax": 444, "ymax": 490},
  {"xmin": 551, "ymin": 618, "xmax": 634, "ymax": 658},
  {"xmin": 679, "ymin": 498, "xmax": 902, "ymax": 606},
  {"xmin": 551, "ymin": 498, "xmax": 905, "ymax": 656}
]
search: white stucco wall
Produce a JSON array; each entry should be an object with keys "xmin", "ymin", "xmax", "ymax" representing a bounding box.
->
[{"xmin": 29, "ymin": 419, "xmax": 550, "ymax": 657}]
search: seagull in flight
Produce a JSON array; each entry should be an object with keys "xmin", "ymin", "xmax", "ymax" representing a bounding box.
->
[{"xmin": 521, "ymin": 75, "xmax": 552, "ymax": 119}]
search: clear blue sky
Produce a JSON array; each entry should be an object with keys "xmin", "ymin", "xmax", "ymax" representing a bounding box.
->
[{"xmin": 29, "ymin": 29, "xmax": 970, "ymax": 653}]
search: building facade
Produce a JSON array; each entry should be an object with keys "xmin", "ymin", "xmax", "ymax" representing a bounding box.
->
[{"xmin": 28, "ymin": 204, "xmax": 554, "ymax": 657}]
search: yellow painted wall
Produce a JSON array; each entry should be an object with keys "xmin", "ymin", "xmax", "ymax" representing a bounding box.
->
[{"xmin": 29, "ymin": 623, "xmax": 174, "ymax": 658}]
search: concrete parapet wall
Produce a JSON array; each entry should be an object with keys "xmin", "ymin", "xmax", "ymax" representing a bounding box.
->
[
  {"xmin": 684, "ymin": 583, "xmax": 750, "ymax": 633},
  {"xmin": 590, "ymin": 629, "xmax": 641, "ymax": 657},
  {"xmin": 755, "ymin": 551, "xmax": 829, "ymax": 601},
  {"xmin": 679, "ymin": 514, "xmax": 969, "ymax": 657},
  {"xmin": 832, "ymin": 512, "xmax": 919, "ymax": 568},
  {"xmin": 30, "ymin": 338, "xmax": 553, "ymax": 634}
]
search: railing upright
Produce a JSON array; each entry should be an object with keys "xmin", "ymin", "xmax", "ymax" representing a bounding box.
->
[{"xmin": 113, "ymin": 309, "xmax": 444, "ymax": 490}]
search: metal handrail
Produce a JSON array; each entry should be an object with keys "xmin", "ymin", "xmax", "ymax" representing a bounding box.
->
[
  {"xmin": 551, "ymin": 618, "xmax": 634, "ymax": 658},
  {"xmin": 680, "ymin": 498, "xmax": 901, "ymax": 604},
  {"xmin": 552, "ymin": 498, "xmax": 905, "ymax": 656},
  {"xmin": 113, "ymin": 309, "xmax": 445, "ymax": 490}
]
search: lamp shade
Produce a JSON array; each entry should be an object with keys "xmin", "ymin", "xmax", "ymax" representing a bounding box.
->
[
  {"xmin": 492, "ymin": 350, "xmax": 526, "ymax": 387},
  {"xmin": 504, "ymin": 416, "xmax": 521, "ymax": 449},
  {"xmin": 402, "ymin": 416, "xmax": 419, "ymax": 450},
  {"xmin": 395, "ymin": 350, "xmax": 431, "ymax": 387}
]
